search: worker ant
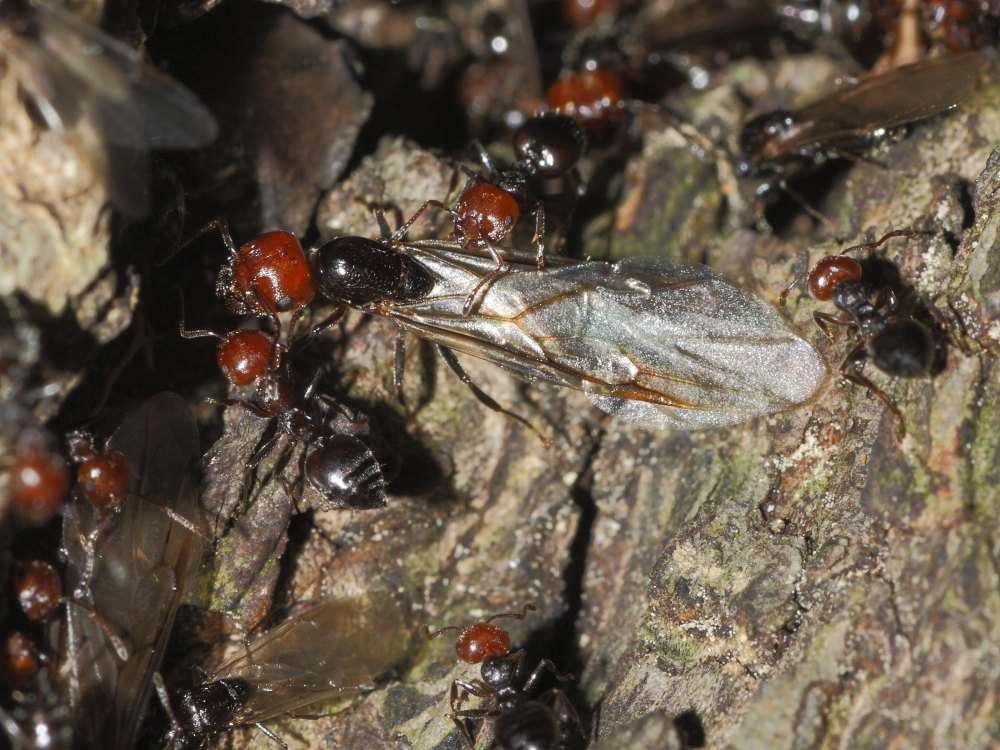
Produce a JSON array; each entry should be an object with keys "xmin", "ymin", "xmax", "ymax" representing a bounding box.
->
[{"xmin": 782, "ymin": 229, "xmax": 947, "ymax": 436}]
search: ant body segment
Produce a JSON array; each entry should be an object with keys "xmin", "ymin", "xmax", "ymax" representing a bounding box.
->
[
  {"xmin": 782, "ymin": 229, "xmax": 942, "ymax": 436},
  {"xmin": 8, "ymin": 445, "xmax": 69, "ymax": 525}
]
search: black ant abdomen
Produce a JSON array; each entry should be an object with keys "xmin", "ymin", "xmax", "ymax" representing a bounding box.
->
[
  {"xmin": 304, "ymin": 435, "xmax": 387, "ymax": 510},
  {"xmin": 868, "ymin": 319, "xmax": 935, "ymax": 378}
]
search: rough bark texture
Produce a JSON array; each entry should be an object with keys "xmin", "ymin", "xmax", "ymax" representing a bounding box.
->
[{"xmin": 3, "ymin": 6, "xmax": 1000, "ymax": 750}]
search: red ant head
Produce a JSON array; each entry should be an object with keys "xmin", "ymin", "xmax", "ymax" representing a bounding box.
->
[
  {"xmin": 456, "ymin": 622, "xmax": 512, "ymax": 664},
  {"xmin": 9, "ymin": 446, "xmax": 68, "ymax": 524},
  {"xmin": 219, "ymin": 231, "xmax": 316, "ymax": 317},
  {"xmin": 12, "ymin": 560, "xmax": 61, "ymax": 622},
  {"xmin": 807, "ymin": 255, "xmax": 863, "ymax": 302},
  {"xmin": 0, "ymin": 632, "xmax": 40, "ymax": 689},
  {"xmin": 76, "ymin": 449, "xmax": 129, "ymax": 510},
  {"xmin": 546, "ymin": 69, "xmax": 626, "ymax": 136},
  {"xmin": 216, "ymin": 330, "xmax": 275, "ymax": 388},
  {"xmin": 454, "ymin": 183, "xmax": 520, "ymax": 245}
]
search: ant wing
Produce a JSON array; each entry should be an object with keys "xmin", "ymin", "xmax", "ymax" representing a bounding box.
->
[
  {"xmin": 7, "ymin": 0, "xmax": 217, "ymax": 148},
  {"xmin": 60, "ymin": 392, "xmax": 205, "ymax": 750},
  {"xmin": 786, "ymin": 52, "xmax": 988, "ymax": 147},
  {"xmin": 2, "ymin": 0, "xmax": 217, "ymax": 215},
  {"xmin": 389, "ymin": 246, "xmax": 827, "ymax": 429},
  {"xmin": 213, "ymin": 591, "xmax": 411, "ymax": 722}
]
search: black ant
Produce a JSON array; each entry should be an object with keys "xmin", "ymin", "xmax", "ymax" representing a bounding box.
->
[
  {"xmin": 395, "ymin": 112, "xmax": 586, "ymax": 288},
  {"xmin": 449, "ymin": 649, "xmax": 583, "ymax": 750},
  {"xmin": 426, "ymin": 605, "xmax": 582, "ymax": 750},
  {"xmin": 179, "ymin": 314, "xmax": 387, "ymax": 514},
  {"xmin": 781, "ymin": 229, "xmax": 944, "ymax": 436}
]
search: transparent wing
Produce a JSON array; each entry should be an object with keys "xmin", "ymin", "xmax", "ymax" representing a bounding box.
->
[
  {"xmin": 213, "ymin": 592, "xmax": 411, "ymax": 722},
  {"xmin": 60, "ymin": 392, "xmax": 205, "ymax": 750},
  {"xmin": 387, "ymin": 245, "xmax": 827, "ymax": 429},
  {"xmin": 8, "ymin": 0, "xmax": 218, "ymax": 147},
  {"xmin": 784, "ymin": 52, "xmax": 987, "ymax": 148},
  {"xmin": 1, "ymin": 0, "xmax": 217, "ymax": 215}
]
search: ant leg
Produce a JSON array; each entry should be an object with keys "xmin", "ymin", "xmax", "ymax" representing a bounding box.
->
[
  {"xmin": 160, "ymin": 217, "xmax": 238, "ymax": 266},
  {"xmin": 450, "ymin": 677, "xmax": 493, "ymax": 748},
  {"xmin": 461, "ymin": 240, "xmax": 508, "ymax": 315},
  {"xmin": 436, "ymin": 346, "xmax": 548, "ymax": 445},
  {"xmin": 252, "ymin": 723, "xmax": 288, "ymax": 749},
  {"xmin": 297, "ymin": 303, "xmax": 348, "ymax": 348},
  {"xmin": 64, "ymin": 598, "xmax": 130, "ymax": 661},
  {"xmin": 521, "ymin": 656, "xmax": 574, "ymax": 694},
  {"xmin": 176, "ymin": 292, "xmax": 221, "ymax": 341},
  {"xmin": 392, "ymin": 200, "xmax": 455, "ymax": 241},
  {"xmin": 813, "ymin": 311, "xmax": 854, "ymax": 341},
  {"xmin": 75, "ymin": 515, "xmax": 112, "ymax": 599},
  {"xmin": 394, "ymin": 329, "xmax": 408, "ymax": 409},
  {"xmin": 532, "ymin": 201, "xmax": 546, "ymax": 270},
  {"xmin": 208, "ymin": 397, "xmax": 272, "ymax": 419},
  {"xmin": 368, "ymin": 202, "xmax": 396, "ymax": 240},
  {"xmin": 130, "ymin": 491, "xmax": 210, "ymax": 542},
  {"xmin": 153, "ymin": 673, "xmax": 183, "ymax": 738},
  {"xmin": 839, "ymin": 343, "xmax": 906, "ymax": 438},
  {"xmin": 301, "ymin": 368, "xmax": 324, "ymax": 402},
  {"xmin": 778, "ymin": 181, "xmax": 834, "ymax": 231},
  {"xmin": 471, "ymin": 141, "xmax": 498, "ymax": 175}
]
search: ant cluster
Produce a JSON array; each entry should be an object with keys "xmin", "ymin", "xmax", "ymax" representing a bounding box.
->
[{"xmin": 1, "ymin": 0, "xmax": 992, "ymax": 749}]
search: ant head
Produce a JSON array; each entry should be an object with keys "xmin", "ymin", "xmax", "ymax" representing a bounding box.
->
[
  {"xmin": 12, "ymin": 560, "xmax": 61, "ymax": 622},
  {"xmin": 425, "ymin": 604, "xmax": 533, "ymax": 664},
  {"xmin": 454, "ymin": 183, "xmax": 520, "ymax": 245},
  {"xmin": 807, "ymin": 255, "xmax": 864, "ymax": 302},
  {"xmin": 216, "ymin": 330, "xmax": 276, "ymax": 388},
  {"xmin": 10, "ymin": 445, "xmax": 68, "ymax": 524},
  {"xmin": 455, "ymin": 622, "xmax": 511, "ymax": 664},
  {"xmin": 220, "ymin": 231, "xmax": 316, "ymax": 317},
  {"xmin": 869, "ymin": 319, "xmax": 935, "ymax": 378},
  {"xmin": 75, "ymin": 449, "xmax": 129, "ymax": 511}
]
